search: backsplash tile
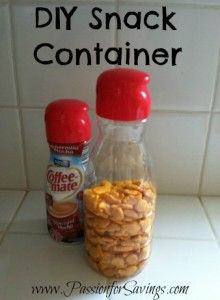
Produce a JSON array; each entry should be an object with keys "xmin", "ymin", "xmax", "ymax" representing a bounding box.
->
[
  {"xmin": 145, "ymin": 112, "xmax": 209, "ymax": 194},
  {"xmin": 213, "ymin": 55, "xmax": 220, "ymax": 112},
  {"xmin": 21, "ymin": 110, "xmax": 210, "ymax": 193},
  {"xmin": 21, "ymin": 108, "xmax": 209, "ymax": 193},
  {"xmin": 90, "ymin": 109, "xmax": 98, "ymax": 149},
  {"xmin": 10, "ymin": 191, "xmax": 47, "ymax": 233},
  {"xmin": 0, "ymin": 191, "xmax": 24, "ymax": 231},
  {"xmin": 11, "ymin": 3, "xmax": 115, "ymax": 108},
  {"xmin": 0, "ymin": 234, "xmax": 107, "ymax": 300},
  {"xmin": 154, "ymin": 195, "xmax": 214, "ymax": 239},
  {"xmin": 0, "ymin": 109, "xmax": 26, "ymax": 188},
  {"xmin": 21, "ymin": 109, "xmax": 48, "ymax": 189},
  {"xmin": 119, "ymin": 0, "xmax": 220, "ymax": 4},
  {"xmin": 0, "ymin": 2, "xmax": 219, "ymax": 195},
  {"xmin": 202, "ymin": 196, "xmax": 220, "ymax": 240},
  {"xmin": 201, "ymin": 113, "xmax": 220, "ymax": 195},
  {"xmin": 109, "ymin": 239, "xmax": 220, "ymax": 300},
  {"xmin": 117, "ymin": 4, "xmax": 220, "ymax": 111},
  {"xmin": 0, "ymin": 4, "xmax": 17, "ymax": 106}
]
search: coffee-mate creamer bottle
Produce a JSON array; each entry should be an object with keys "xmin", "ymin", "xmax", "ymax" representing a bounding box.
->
[{"xmin": 44, "ymin": 99, "xmax": 91, "ymax": 242}]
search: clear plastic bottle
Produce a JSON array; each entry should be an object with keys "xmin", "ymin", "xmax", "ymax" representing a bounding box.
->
[{"xmin": 84, "ymin": 68, "xmax": 157, "ymax": 278}]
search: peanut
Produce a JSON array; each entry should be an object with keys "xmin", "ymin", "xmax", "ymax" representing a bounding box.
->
[
  {"xmin": 86, "ymin": 240, "xmax": 151, "ymax": 278},
  {"xmin": 111, "ymin": 205, "xmax": 124, "ymax": 221},
  {"xmin": 111, "ymin": 257, "xmax": 125, "ymax": 268},
  {"xmin": 98, "ymin": 201, "xmax": 111, "ymax": 215},
  {"xmin": 94, "ymin": 217, "xmax": 110, "ymax": 229},
  {"xmin": 135, "ymin": 200, "xmax": 148, "ymax": 212},
  {"xmin": 118, "ymin": 265, "xmax": 137, "ymax": 277},
  {"xmin": 120, "ymin": 203, "xmax": 133, "ymax": 210},
  {"xmin": 139, "ymin": 246, "xmax": 150, "ymax": 261},
  {"xmin": 124, "ymin": 209, "xmax": 139, "ymax": 219},
  {"xmin": 126, "ymin": 254, "xmax": 138, "ymax": 265},
  {"xmin": 93, "ymin": 186, "xmax": 110, "ymax": 194},
  {"xmin": 123, "ymin": 222, "xmax": 140, "ymax": 236},
  {"xmin": 106, "ymin": 223, "xmax": 121, "ymax": 233},
  {"xmin": 113, "ymin": 245, "xmax": 134, "ymax": 252},
  {"xmin": 101, "ymin": 268, "xmax": 115, "ymax": 278}
]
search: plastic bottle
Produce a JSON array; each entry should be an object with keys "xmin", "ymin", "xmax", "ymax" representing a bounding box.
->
[
  {"xmin": 84, "ymin": 68, "xmax": 156, "ymax": 278},
  {"xmin": 45, "ymin": 99, "xmax": 91, "ymax": 242}
]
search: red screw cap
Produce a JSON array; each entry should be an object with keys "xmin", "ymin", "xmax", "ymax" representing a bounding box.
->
[
  {"xmin": 96, "ymin": 68, "xmax": 151, "ymax": 121},
  {"xmin": 45, "ymin": 99, "xmax": 91, "ymax": 144}
]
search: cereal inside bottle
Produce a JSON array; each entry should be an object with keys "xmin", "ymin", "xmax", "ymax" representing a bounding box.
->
[{"xmin": 84, "ymin": 68, "xmax": 157, "ymax": 278}]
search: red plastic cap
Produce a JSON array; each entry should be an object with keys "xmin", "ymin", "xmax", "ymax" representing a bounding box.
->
[
  {"xmin": 96, "ymin": 68, "xmax": 151, "ymax": 121},
  {"xmin": 45, "ymin": 99, "xmax": 91, "ymax": 144}
]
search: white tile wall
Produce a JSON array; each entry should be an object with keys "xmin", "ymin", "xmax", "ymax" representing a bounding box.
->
[
  {"xmin": 119, "ymin": 0, "xmax": 220, "ymax": 4},
  {"xmin": 0, "ymin": 191, "xmax": 25, "ymax": 231},
  {"xmin": 0, "ymin": 192, "xmax": 219, "ymax": 299},
  {"xmin": 202, "ymin": 196, "xmax": 220, "ymax": 240},
  {"xmin": 0, "ymin": 1, "xmax": 219, "ymax": 195},
  {"xmin": 0, "ymin": 109, "xmax": 26, "ymax": 188},
  {"xmin": 117, "ymin": 4, "xmax": 220, "ymax": 111},
  {"xmin": 11, "ymin": 2, "xmax": 115, "ymax": 108},
  {"xmin": 146, "ymin": 112, "xmax": 209, "ymax": 194},
  {"xmin": 10, "ymin": 191, "xmax": 47, "ymax": 233},
  {"xmin": 0, "ymin": 3, "xmax": 17, "ymax": 106},
  {"xmin": 109, "ymin": 239, "xmax": 220, "ymax": 300},
  {"xmin": 21, "ymin": 109, "xmax": 48, "ymax": 189},
  {"xmin": 214, "ymin": 56, "xmax": 220, "ymax": 112},
  {"xmin": 154, "ymin": 195, "xmax": 214, "ymax": 239},
  {"xmin": 201, "ymin": 114, "xmax": 220, "ymax": 195},
  {"xmin": 20, "ymin": 109, "xmax": 209, "ymax": 193},
  {"xmin": 0, "ymin": 234, "xmax": 107, "ymax": 300}
]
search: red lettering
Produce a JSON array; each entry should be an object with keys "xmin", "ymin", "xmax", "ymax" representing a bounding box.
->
[
  {"xmin": 71, "ymin": 182, "xmax": 77, "ymax": 189},
  {"xmin": 47, "ymin": 169, "xmax": 80, "ymax": 192},
  {"xmin": 68, "ymin": 173, "xmax": 75, "ymax": 181},
  {"xmin": 61, "ymin": 174, "xmax": 68, "ymax": 182},
  {"xmin": 57, "ymin": 172, "xmax": 62, "ymax": 183},
  {"xmin": 47, "ymin": 170, "xmax": 55, "ymax": 183}
]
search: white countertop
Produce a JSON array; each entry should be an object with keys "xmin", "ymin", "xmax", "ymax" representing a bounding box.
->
[{"xmin": 0, "ymin": 191, "xmax": 220, "ymax": 300}]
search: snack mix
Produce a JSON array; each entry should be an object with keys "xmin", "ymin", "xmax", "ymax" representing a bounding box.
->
[{"xmin": 84, "ymin": 179, "xmax": 156, "ymax": 278}]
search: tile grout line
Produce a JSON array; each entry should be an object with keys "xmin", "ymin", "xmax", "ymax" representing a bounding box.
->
[
  {"xmin": 10, "ymin": 0, "xmax": 117, "ymax": 4},
  {"xmin": 2, "ymin": 229, "xmax": 218, "ymax": 242},
  {"xmin": 198, "ymin": 196, "xmax": 220, "ymax": 247},
  {"xmin": 115, "ymin": 0, "xmax": 119, "ymax": 50},
  {"xmin": 1, "ymin": 105, "xmax": 219, "ymax": 114},
  {"xmin": 117, "ymin": 0, "xmax": 220, "ymax": 9},
  {"xmin": 151, "ymin": 109, "xmax": 212, "ymax": 114},
  {"xmin": 0, "ymin": 188, "xmax": 219, "ymax": 198},
  {"xmin": 15, "ymin": 0, "xmax": 220, "ymax": 10},
  {"xmin": 152, "ymin": 235, "xmax": 215, "ymax": 242},
  {"xmin": 108, "ymin": 0, "xmax": 118, "ymax": 76},
  {"xmin": 7, "ymin": 231, "xmax": 48, "ymax": 236},
  {"xmin": 8, "ymin": 1, "xmax": 29, "ymax": 190},
  {"xmin": 198, "ymin": 49, "xmax": 220, "ymax": 197},
  {"xmin": 0, "ymin": 189, "xmax": 192, "ymax": 195},
  {"xmin": 0, "ymin": 187, "xmax": 27, "ymax": 192},
  {"xmin": 217, "ymin": 240, "xmax": 220, "ymax": 250},
  {"xmin": 197, "ymin": 113, "xmax": 212, "ymax": 195},
  {"xmin": 0, "ymin": 191, "xmax": 28, "ymax": 246},
  {"xmin": 0, "ymin": 188, "xmax": 219, "ymax": 197}
]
